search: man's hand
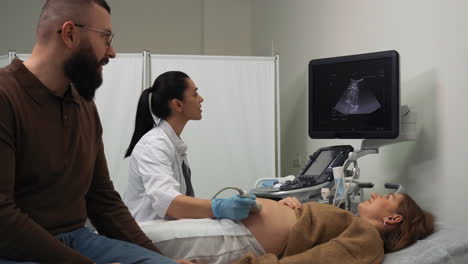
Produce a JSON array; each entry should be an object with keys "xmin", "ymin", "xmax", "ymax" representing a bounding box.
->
[
  {"xmin": 175, "ymin": 259, "xmax": 196, "ymax": 264},
  {"xmin": 278, "ymin": 197, "xmax": 302, "ymax": 209}
]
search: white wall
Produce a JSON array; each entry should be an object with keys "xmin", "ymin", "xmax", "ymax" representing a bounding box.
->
[
  {"xmin": 252, "ymin": 0, "xmax": 468, "ymax": 226},
  {"xmin": 110, "ymin": 0, "xmax": 204, "ymax": 54},
  {"xmin": 0, "ymin": 0, "xmax": 43, "ymax": 53},
  {"xmin": 0, "ymin": 0, "xmax": 252, "ymax": 55},
  {"xmin": 203, "ymin": 0, "xmax": 252, "ymax": 55}
]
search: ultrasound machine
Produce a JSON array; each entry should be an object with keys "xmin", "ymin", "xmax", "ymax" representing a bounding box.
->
[{"xmin": 250, "ymin": 50, "xmax": 415, "ymax": 209}]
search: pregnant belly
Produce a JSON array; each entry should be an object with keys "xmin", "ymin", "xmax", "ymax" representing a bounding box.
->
[{"xmin": 242, "ymin": 198, "xmax": 297, "ymax": 254}]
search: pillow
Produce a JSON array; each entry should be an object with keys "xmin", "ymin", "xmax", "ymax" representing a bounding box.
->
[{"xmin": 383, "ymin": 224, "xmax": 468, "ymax": 264}]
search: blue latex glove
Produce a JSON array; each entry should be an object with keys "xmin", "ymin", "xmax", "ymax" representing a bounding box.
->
[{"xmin": 211, "ymin": 194, "xmax": 257, "ymax": 221}]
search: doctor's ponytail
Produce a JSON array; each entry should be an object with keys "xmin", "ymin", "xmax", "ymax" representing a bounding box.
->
[{"xmin": 125, "ymin": 71, "xmax": 190, "ymax": 158}]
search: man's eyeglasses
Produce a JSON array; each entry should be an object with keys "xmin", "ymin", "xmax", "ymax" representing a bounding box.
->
[{"xmin": 57, "ymin": 23, "xmax": 114, "ymax": 47}]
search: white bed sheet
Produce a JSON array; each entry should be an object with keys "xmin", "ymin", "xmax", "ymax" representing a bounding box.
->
[{"xmin": 138, "ymin": 218, "xmax": 264, "ymax": 264}]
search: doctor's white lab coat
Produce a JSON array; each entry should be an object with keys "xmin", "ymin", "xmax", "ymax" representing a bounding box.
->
[{"xmin": 123, "ymin": 120, "xmax": 191, "ymax": 221}]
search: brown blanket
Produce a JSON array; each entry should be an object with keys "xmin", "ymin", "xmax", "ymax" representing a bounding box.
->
[{"xmin": 232, "ymin": 202, "xmax": 384, "ymax": 264}]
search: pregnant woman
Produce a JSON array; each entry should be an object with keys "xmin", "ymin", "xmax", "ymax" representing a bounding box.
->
[{"xmin": 146, "ymin": 192, "xmax": 434, "ymax": 264}]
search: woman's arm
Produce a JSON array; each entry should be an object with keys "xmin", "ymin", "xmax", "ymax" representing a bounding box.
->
[
  {"xmin": 278, "ymin": 197, "xmax": 302, "ymax": 209},
  {"xmin": 166, "ymin": 195, "xmax": 214, "ymax": 219},
  {"xmin": 166, "ymin": 194, "xmax": 257, "ymax": 220}
]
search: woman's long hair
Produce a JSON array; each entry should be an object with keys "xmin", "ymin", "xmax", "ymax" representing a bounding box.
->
[
  {"xmin": 125, "ymin": 71, "xmax": 189, "ymax": 158},
  {"xmin": 382, "ymin": 193, "xmax": 435, "ymax": 253}
]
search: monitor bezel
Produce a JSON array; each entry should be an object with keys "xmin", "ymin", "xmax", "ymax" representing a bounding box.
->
[{"xmin": 308, "ymin": 50, "xmax": 400, "ymax": 139}]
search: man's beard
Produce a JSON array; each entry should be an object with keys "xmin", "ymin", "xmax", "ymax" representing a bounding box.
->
[{"xmin": 64, "ymin": 42, "xmax": 108, "ymax": 100}]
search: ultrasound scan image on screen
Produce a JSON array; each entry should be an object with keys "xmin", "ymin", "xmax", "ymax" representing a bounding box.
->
[
  {"xmin": 309, "ymin": 50, "xmax": 399, "ymax": 139},
  {"xmin": 334, "ymin": 74, "xmax": 381, "ymax": 115}
]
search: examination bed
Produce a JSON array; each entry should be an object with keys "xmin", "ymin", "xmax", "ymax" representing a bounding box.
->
[{"xmin": 138, "ymin": 219, "xmax": 468, "ymax": 264}]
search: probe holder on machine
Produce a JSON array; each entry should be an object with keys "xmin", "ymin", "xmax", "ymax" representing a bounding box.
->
[
  {"xmin": 250, "ymin": 105, "xmax": 416, "ymax": 204},
  {"xmin": 329, "ymin": 105, "xmax": 416, "ymax": 208}
]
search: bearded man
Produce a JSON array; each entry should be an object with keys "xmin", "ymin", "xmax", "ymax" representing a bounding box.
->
[{"xmin": 0, "ymin": 1, "xmax": 192, "ymax": 263}]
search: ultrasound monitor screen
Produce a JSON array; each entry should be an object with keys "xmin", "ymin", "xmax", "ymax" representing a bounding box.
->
[{"xmin": 309, "ymin": 50, "xmax": 399, "ymax": 139}]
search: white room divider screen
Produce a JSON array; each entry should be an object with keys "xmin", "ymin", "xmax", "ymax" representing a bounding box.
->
[
  {"xmin": 94, "ymin": 54, "xmax": 144, "ymax": 194},
  {"xmin": 15, "ymin": 54, "xmax": 30, "ymax": 61},
  {"xmin": 2, "ymin": 52, "xmax": 279, "ymax": 200},
  {"xmin": 0, "ymin": 51, "xmax": 18, "ymax": 67},
  {"xmin": 151, "ymin": 55, "xmax": 278, "ymax": 198},
  {"xmin": 0, "ymin": 55, "xmax": 9, "ymax": 68}
]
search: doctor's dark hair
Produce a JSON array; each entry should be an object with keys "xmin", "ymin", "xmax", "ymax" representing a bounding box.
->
[{"xmin": 125, "ymin": 71, "xmax": 190, "ymax": 158}]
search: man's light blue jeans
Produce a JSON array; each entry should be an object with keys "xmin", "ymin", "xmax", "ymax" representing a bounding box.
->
[{"xmin": 0, "ymin": 227, "xmax": 176, "ymax": 264}]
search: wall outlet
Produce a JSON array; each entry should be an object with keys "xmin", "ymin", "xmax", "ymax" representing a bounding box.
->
[
  {"xmin": 292, "ymin": 158, "xmax": 301, "ymax": 168},
  {"xmin": 292, "ymin": 152, "xmax": 302, "ymax": 169}
]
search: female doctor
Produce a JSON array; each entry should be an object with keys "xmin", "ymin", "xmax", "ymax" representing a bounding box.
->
[{"xmin": 123, "ymin": 71, "xmax": 260, "ymax": 222}]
